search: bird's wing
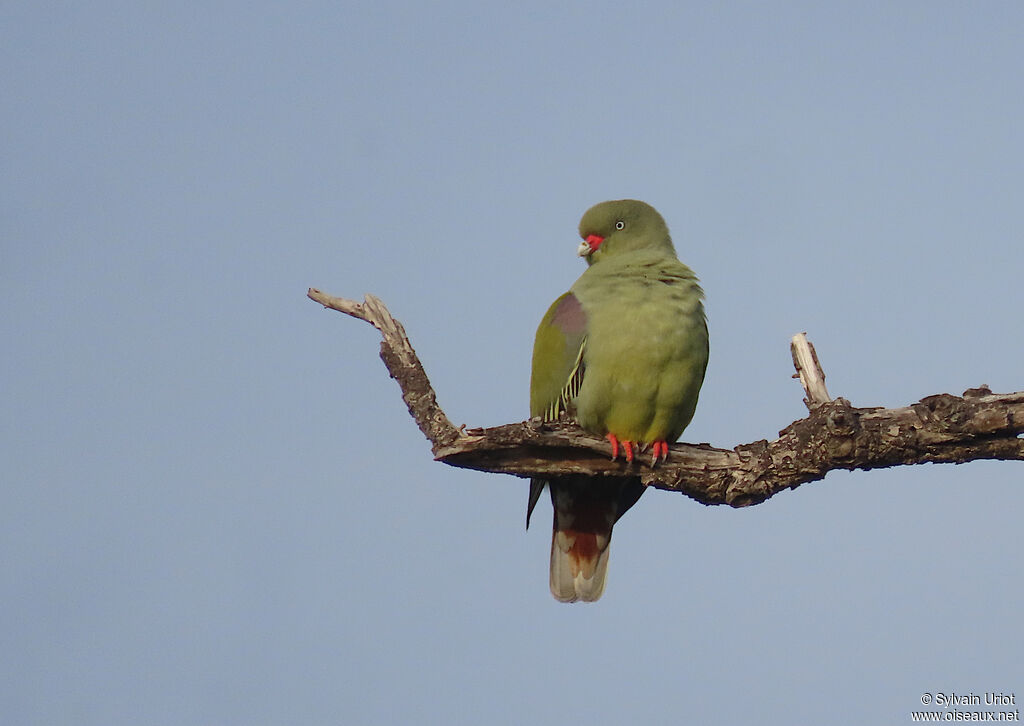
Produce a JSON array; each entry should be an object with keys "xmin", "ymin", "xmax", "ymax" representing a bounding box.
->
[{"xmin": 527, "ymin": 291, "xmax": 587, "ymax": 528}]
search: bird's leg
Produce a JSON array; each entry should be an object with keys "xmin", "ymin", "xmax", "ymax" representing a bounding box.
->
[
  {"xmin": 606, "ymin": 433, "xmax": 636, "ymax": 463},
  {"xmin": 606, "ymin": 433, "xmax": 619, "ymax": 460},
  {"xmin": 651, "ymin": 441, "xmax": 670, "ymax": 465}
]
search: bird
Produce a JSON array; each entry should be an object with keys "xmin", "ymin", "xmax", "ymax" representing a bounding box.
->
[{"xmin": 528, "ymin": 199, "xmax": 708, "ymax": 602}]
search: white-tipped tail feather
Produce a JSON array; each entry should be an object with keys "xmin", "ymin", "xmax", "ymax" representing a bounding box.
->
[
  {"xmin": 550, "ymin": 529, "xmax": 611, "ymax": 602},
  {"xmin": 536, "ymin": 477, "xmax": 643, "ymax": 603}
]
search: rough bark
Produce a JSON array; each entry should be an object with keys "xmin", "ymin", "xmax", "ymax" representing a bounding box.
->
[{"xmin": 309, "ymin": 288, "xmax": 1024, "ymax": 507}]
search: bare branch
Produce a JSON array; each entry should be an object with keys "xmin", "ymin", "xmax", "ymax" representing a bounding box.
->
[
  {"xmin": 791, "ymin": 332, "xmax": 831, "ymax": 408},
  {"xmin": 307, "ymin": 288, "xmax": 461, "ymax": 449},
  {"xmin": 309, "ymin": 289, "xmax": 1024, "ymax": 507}
]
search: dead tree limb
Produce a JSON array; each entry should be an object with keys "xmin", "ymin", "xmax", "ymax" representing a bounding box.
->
[
  {"xmin": 308, "ymin": 288, "xmax": 461, "ymax": 449},
  {"xmin": 309, "ymin": 288, "xmax": 1024, "ymax": 507}
]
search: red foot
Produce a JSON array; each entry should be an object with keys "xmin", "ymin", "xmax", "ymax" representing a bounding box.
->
[
  {"xmin": 606, "ymin": 433, "xmax": 636, "ymax": 463},
  {"xmin": 607, "ymin": 434, "xmax": 671, "ymax": 465},
  {"xmin": 651, "ymin": 440, "xmax": 670, "ymax": 465}
]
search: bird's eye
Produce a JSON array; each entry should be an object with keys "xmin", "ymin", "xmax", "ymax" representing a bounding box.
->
[{"xmin": 615, "ymin": 220, "xmax": 625, "ymax": 230}]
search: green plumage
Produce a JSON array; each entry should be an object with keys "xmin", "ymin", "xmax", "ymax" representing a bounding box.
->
[
  {"xmin": 571, "ymin": 243, "xmax": 707, "ymax": 443},
  {"xmin": 528, "ymin": 199, "xmax": 709, "ymax": 603}
]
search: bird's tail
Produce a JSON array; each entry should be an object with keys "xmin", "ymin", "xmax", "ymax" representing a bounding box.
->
[
  {"xmin": 548, "ymin": 481, "xmax": 619, "ymax": 603},
  {"xmin": 528, "ymin": 476, "xmax": 645, "ymax": 603}
]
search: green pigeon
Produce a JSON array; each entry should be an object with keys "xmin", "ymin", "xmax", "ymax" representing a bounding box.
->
[{"xmin": 528, "ymin": 199, "xmax": 708, "ymax": 602}]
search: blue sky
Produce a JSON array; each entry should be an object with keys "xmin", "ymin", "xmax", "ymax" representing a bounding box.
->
[{"xmin": 3, "ymin": 2, "xmax": 1022, "ymax": 724}]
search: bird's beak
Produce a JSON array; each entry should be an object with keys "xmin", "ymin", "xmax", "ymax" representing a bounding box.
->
[{"xmin": 577, "ymin": 234, "xmax": 604, "ymax": 257}]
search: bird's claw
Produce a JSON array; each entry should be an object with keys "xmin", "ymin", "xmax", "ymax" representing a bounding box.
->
[
  {"xmin": 606, "ymin": 433, "xmax": 635, "ymax": 463},
  {"xmin": 608, "ymin": 435, "xmax": 669, "ymax": 465}
]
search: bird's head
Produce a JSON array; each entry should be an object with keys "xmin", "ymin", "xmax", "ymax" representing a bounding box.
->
[{"xmin": 576, "ymin": 199, "xmax": 675, "ymax": 264}]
